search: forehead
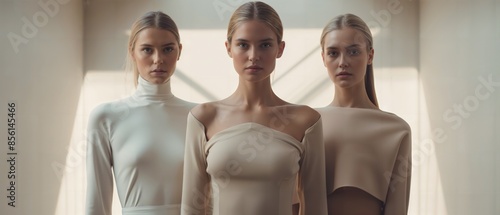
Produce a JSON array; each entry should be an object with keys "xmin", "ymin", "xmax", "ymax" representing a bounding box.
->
[
  {"xmin": 232, "ymin": 20, "xmax": 277, "ymax": 41},
  {"xmin": 135, "ymin": 27, "xmax": 177, "ymax": 44},
  {"xmin": 323, "ymin": 27, "xmax": 367, "ymax": 48}
]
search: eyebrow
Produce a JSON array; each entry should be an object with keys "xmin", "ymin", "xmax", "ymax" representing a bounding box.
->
[
  {"xmin": 326, "ymin": 44, "xmax": 362, "ymax": 50},
  {"xmin": 235, "ymin": 38, "xmax": 274, "ymax": 42},
  {"xmin": 139, "ymin": 42, "xmax": 176, "ymax": 47}
]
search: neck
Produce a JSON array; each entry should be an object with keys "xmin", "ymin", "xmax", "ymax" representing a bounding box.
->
[
  {"xmin": 331, "ymin": 83, "xmax": 376, "ymax": 109},
  {"xmin": 229, "ymin": 77, "xmax": 281, "ymax": 107},
  {"xmin": 133, "ymin": 76, "xmax": 174, "ymax": 101}
]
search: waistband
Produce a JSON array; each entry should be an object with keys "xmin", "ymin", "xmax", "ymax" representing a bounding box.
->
[{"xmin": 122, "ymin": 204, "xmax": 180, "ymax": 215}]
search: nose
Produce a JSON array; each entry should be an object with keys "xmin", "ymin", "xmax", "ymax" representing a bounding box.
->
[
  {"xmin": 338, "ymin": 53, "xmax": 348, "ymax": 68},
  {"xmin": 249, "ymin": 47, "xmax": 260, "ymax": 62},
  {"xmin": 153, "ymin": 51, "xmax": 164, "ymax": 64}
]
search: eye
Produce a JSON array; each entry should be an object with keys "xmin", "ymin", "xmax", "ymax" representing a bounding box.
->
[
  {"xmin": 141, "ymin": 47, "xmax": 153, "ymax": 54},
  {"xmin": 261, "ymin": 42, "xmax": 272, "ymax": 48},
  {"xmin": 237, "ymin": 43, "xmax": 249, "ymax": 49},
  {"xmin": 348, "ymin": 49, "xmax": 360, "ymax": 56},
  {"xmin": 163, "ymin": 46, "xmax": 174, "ymax": 53},
  {"xmin": 327, "ymin": 51, "xmax": 339, "ymax": 57}
]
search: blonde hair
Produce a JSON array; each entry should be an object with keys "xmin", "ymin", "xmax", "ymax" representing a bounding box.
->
[
  {"xmin": 320, "ymin": 13, "xmax": 378, "ymax": 107},
  {"xmin": 126, "ymin": 11, "xmax": 180, "ymax": 86},
  {"xmin": 227, "ymin": 1, "xmax": 283, "ymax": 43}
]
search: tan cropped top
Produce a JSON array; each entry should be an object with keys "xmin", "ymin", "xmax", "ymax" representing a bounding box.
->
[{"xmin": 317, "ymin": 106, "xmax": 411, "ymax": 215}]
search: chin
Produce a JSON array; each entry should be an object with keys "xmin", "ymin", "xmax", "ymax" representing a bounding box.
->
[
  {"xmin": 334, "ymin": 80, "xmax": 354, "ymax": 88},
  {"xmin": 149, "ymin": 77, "xmax": 169, "ymax": 84}
]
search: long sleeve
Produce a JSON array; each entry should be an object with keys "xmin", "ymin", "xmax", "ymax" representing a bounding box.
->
[
  {"xmin": 86, "ymin": 105, "xmax": 114, "ymax": 215},
  {"xmin": 181, "ymin": 113, "xmax": 211, "ymax": 215},
  {"xmin": 383, "ymin": 130, "xmax": 412, "ymax": 215},
  {"xmin": 296, "ymin": 118, "xmax": 328, "ymax": 215}
]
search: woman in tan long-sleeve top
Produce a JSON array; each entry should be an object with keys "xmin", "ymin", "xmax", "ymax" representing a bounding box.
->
[
  {"xmin": 180, "ymin": 2, "xmax": 327, "ymax": 215},
  {"xmin": 316, "ymin": 13, "xmax": 412, "ymax": 215}
]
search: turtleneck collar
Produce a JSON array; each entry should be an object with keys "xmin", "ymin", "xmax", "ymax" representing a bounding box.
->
[{"xmin": 132, "ymin": 76, "xmax": 175, "ymax": 101}]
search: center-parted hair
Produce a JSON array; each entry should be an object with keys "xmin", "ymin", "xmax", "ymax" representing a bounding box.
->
[
  {"xmin": 321, "ymin": 13, "xmax": 379, "ymax": 107},
  {"xmin": 127, "ymin": 11, "xmax": 181, "ymax": 86},
  {"xmin": 227, "ymin": 1, "xmax": 283, "ymax": 44}
]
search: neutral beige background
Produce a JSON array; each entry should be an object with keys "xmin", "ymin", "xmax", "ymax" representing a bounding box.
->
[{"xmin": 0, "ymin": 0, "xmax": 498, "ymax": 215}]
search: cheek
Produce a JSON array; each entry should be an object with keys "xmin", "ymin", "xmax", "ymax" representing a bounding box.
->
[
  {"xmin": 266, "ymin": 50, "xmax": 279, "ymax": 59},
  {"xmin": 134, "ymin": 52, "xmax": 148, "ymax": 64},
  {"xmin": 326, "ymin": 69, "xmax": 336, "ymax": 83},
  {"xmin": 233, "ymin": 54, "xmax": 246, "ymax": 63},
  {"xmin": 137, "ymin": 59, "xmax": 148, "ymax": 69},
  {"xmin": 354, "ymin": 58, "xmax": 368, "ymax": 70},
  {"xmin": 165, "ymin": 54, "xmax": 178, "ymax": 63},
  {"xmin": 324, "ymin": 58, "xmax": 337, "ymax": 70}
]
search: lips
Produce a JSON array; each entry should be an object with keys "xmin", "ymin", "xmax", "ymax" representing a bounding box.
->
[
  {"xmin": 245, "ymin": 65, "xmax": 263, "ymax": 70},
  {"xmin": 150, "ymin": 69, "xmax": 167, "ymax": 76},
  {"xmin": 245, "ymin": 65, "xmax": 263, "ymax": 73},
  {"xmin": 151, "ymin": 68, "xmax": 166, "ymax": 72},
  {"xmin": 336, "ymin": 71, "xmax": 352, "ymax": 77}
]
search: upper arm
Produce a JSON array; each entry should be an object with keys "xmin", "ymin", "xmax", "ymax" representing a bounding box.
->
[
  {"xmin": 181, "ymin": 110, "xmax": 212, "ymax": 215},
  {"xmin": 294, "ymin": 105, "xmax": 321, "ymax": 133},
  {"xmin": 190, "ymin": 103, "xmax": 217, "ymax": 128},
  {"xmin": 296, "ymin": 115, "xmax": 327, "ymax": 215},
  {"xmin": 86, "ymin": 104, "xmax": 114, "ymax": 215},
  {"xmin": 384, "ymin": 120, "xmax": 412, "ymax": 215},
  {"xmin": 87, "ymin": 103, "xmax": 112, "ymax": 158}
]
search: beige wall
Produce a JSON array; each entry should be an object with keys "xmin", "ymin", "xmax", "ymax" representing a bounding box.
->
[
  {"xmin": 0, "ymin": 0, "xmax": 83, "ymax": 214},
  {"xmin": 419, "ymin": 0, "xmax": 500, "ymax": 214}
]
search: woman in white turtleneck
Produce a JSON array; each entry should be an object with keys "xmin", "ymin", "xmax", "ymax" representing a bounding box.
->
[{"xmin": 86, "ymin": 11, "xmax": 196, "ymax": 215}]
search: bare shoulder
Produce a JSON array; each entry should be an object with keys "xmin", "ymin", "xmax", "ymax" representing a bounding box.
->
[
  {"xmin": 190, "ymin": 102, "xmax": 219, "ymax": 127},
  {"xmin": 283, "ymin": 104, "xmax": 321, "ymax": 128}
]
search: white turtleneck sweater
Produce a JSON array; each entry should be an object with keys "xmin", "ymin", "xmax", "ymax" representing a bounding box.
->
[{"xmin": 86, "ymin": 76, "xmax": 196, "ymax": 215}]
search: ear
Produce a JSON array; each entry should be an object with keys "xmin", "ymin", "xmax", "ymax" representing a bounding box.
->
[
  {"xmin": 368, "ymin": 48, "xmax": 374, "ymax": 65},
  {"xmin": 225, "ymin": 41, "xmax": 232, "ymax": 58},
  {"xmin": 321, "ymin": 50, "xmax": 326, "ymax": 67},
  {"xmin": 276, "ymin": 41, "xmax": 285, "ymax": 58},
  {"xmin": 177, "ymin": 43, "xmax": 183, "ymax": 61},
  {"xmin": 130, "ymin": 47, "xmax": 136, "ymax": 61}
]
